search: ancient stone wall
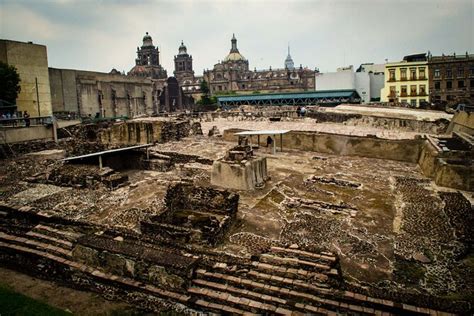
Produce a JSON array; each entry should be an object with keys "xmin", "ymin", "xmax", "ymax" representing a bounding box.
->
[
  {"xmin": 211, "ymin": 157, "xmax": 268, "ymax": 190},
  {"xmin": 308, "ymin": 112, "xmax": 450, "ymax": 134},
  {"xmin": 418, "ymin": 135, "xmax": 473, "ymax": 191},
  {"xmin": 223, "ymin": 129, "xmax": 423, "ymax": 163}
]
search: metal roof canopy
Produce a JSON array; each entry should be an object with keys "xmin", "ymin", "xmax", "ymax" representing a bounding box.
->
[
  {"xmin": 234, "ymin": 130, "xmax": 289, "ymax": 154},
  {"xmin": 62, "ymin": 144, "xmax": 153, "ymax": 169}
]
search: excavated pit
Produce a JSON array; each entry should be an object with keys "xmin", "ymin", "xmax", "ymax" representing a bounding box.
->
[{"xmin": 0, "ymin": 113, "xmax": 472, "ymax": 315}]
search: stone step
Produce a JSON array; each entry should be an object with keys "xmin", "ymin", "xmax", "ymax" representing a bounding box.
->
[
  {"xmin": 188, "ymin": 286, "xmax": 302, "ymax": 315},
  {"xmin": 193, "ymin": 298, "xmax": 247, "ymax": 315},
  {"xmin": 259, "ymin": 253, "xmax": 335, "ymax": 274},
  {"xmin": 196, "ymin": 269, "xmax": 414, "ymax": 315},
  {"xmin": 249, "ymin": 261, "xmax": 330, "ymax": 284},
  {"xmin": 0, "ymin": 231, "xmax": 72, "ymax": 258},
  {"xmin": 269, "ymin": 246, "xmax": 337, "ymax": 264},
  {"xmin": 193, "ymin": 278, "xmax": 337, "ymax": 316},
  {"xmin": 31, "ymin": 224, "xmax": 82, "ymax": 242},
  {"xmin": 0, "ymin": 240, "xmax": 190, "ymax": 305},
  {"xmin": 25, "ymin": 231, "xmax": 73, "ymax": 249}
]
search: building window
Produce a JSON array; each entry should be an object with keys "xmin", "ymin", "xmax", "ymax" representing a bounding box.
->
[
  {"xmin": 457, "ymin": 68, "xmax": 464, "ymax": 78},
  {"xmin": 470, "ymin": 79, "xmax": 474, "ymax": 87},
  {"xmin": 389, "ymin": 69, "xmax": 396, "ymax": 81},
  {"xmin": 419, "ymin": 67, "xmax": 426, "ymax": 79},
  {"xmin": 410, "ymin": 68, "xmax": 417, "ymax": 80},
  {"xmin": 410, "ymin": 85, "xmax": 417, "ymax": 96},
  {"xmin": 400, "ymin": 68, "xmax": 407, "ymax": 80},
  {"xmin": 434, "ymin": 69, "xmax": 440, "ymax": 78},
  {"xmin": 446, "ymin": 81, "xmax": 452, "ymax": 90},
  {"xmin": 446, "ymin": 69, "xmax": 452, "ymax": 78},
  {"xmin": 447, "ymin": 95, "xmax": 454, "ymax": 101},
  {"xmin": 218, "ymin": 85, "xmax": 222, "ymax": 91},
  {"xmin": 242, "ymin": 84, "xmax": 245, "ymax": 89},
  {"xmin": 419, "ymin": 85, "xmax": 426, "ymax": 96},
  {"xmin": 458, "ymin": 80, "xmax": 465, "ymax": 88},
  {"xmin": 401, "ymin": 85, "xmax": 407, "ymax": 96},
  {"xmin": 401, "ymin": 99, "xmax": 407, "ymax": 104},
  {"xmin": 410, "ymin": 99, "xmax": 417, "ymax": 107},
  {"xmin": 470, "ymin": 67, "xmax": 474, "ymax": 77},
  {"xmin": 434, "ymin": 81, "xmax": 441, "ymax": 90},
  {"xmin": 389, "ymin": 86, "xmax": 396, "ymax": 98}
]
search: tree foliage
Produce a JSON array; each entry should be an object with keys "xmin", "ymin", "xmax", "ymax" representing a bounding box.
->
[{"xmin": 0, "ymin": 62, "xmax": 21, "ymax": 104}]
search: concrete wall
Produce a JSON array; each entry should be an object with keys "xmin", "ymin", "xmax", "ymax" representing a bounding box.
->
[
  {"xmin": 1, "ymin": 126, "xmax": 54, "ymax": 143},
  {"xmin": 223, "ymin": 129, "xmax": 423, "ymax": 163},
  {"xmin": 315, "ymin": 69, "xmax": 372, "ymax": 103},
  {"xmin": 49, "ymin": 68, "xmax": 78, "ymax": 113},
  {"xmin": 447, "ymin": 111, "xmax": 474, "ymax": 135},
  {"xmin": 49, "ymin": 68, "xmax": 154, "ymax": 117},
  {"xmin": 369, "ymin": 72, "xmax": 384, "ymax": 101},
  {"xmin": 0, "ymin": 40, "xmax": 52, "ymax": 116}
]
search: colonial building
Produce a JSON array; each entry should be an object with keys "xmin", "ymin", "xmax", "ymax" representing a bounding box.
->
[
  {"xmin": 203, "ymin": 34, "xmax": 316, "ymax": 95},
  {"xmin": 128, "ymin": 32, "xmax": 167, "ymax": 79},
  {"xmin": 428, "ymin": 52, "xmax": 474, "ymax": 107},
  {"xmin": 381, "ymin": 54, "xmax": 429, "ymax": 107},
  {"xmin": 173, "ymin": 41, "xmax": 203, "ymax": 98}
]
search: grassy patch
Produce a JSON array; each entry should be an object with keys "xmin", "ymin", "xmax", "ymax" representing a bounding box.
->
[{"xmin": 0, "ymin": 283, "xmax": 71, "ymax": 316}]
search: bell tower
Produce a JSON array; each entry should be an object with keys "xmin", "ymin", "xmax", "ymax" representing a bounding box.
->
[{"xmin": 174, "ymin": 40, "xmax": 194, "ymax": 82}]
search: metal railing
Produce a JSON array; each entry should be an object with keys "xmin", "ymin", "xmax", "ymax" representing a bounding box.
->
[{"xmin": 0, "ymin": 116, "xmax": 54, "ymax": 128}]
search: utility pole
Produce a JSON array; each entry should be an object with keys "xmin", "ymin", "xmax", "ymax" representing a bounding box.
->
[{"xmin": 35, "ymin": 77, "xmax": 41, "ymax": 116}]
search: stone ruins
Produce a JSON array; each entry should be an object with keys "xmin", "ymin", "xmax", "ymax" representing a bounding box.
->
[{"xmin": 0, "ymin": 105, "xmax": 472, "ymax": 315}]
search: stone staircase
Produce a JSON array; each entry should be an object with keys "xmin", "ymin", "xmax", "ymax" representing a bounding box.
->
[
  {"xmin": 187, "ymin": 246, "xmax": 444, "ymax": 315},
  {"xmin": 0, "ymin": 217, "xmax": 457, "ymax": 315}
]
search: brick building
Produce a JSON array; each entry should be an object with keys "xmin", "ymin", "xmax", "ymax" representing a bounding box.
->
[{"xmin": 428, "ymin": 53, "xmax": 474, "ymax": 107}]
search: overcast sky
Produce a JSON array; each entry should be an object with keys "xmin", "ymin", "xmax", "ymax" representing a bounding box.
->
[{"xmin": 1, "ymin": 0, "xmax": 473, "ymax": 75}]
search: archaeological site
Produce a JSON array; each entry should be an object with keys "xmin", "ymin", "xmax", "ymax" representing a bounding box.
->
[{"xmin": 0, "ymin": 105, "xmax": 473, "ymax": 315}]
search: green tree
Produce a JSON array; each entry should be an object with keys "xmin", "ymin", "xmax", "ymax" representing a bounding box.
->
[{"xmin": 0, "ymin": 62, "xmax": 21, "ymax": 104}]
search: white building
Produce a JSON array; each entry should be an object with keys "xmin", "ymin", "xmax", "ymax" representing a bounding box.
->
[{"xmin": 315, "ymin": 64, "xmax": 384, "ymax": 103}]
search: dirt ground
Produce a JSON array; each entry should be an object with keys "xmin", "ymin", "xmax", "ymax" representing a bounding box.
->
[{"xmin": 0, "ymin": 267, "xmax": 136, "ymax": 315}]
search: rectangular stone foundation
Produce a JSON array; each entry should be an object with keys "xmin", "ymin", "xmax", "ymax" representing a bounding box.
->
[{"xmin": 211, "ymin": 157, "xmax": 268, "ymax": 190}]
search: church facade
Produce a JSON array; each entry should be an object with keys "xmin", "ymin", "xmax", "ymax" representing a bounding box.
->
[{"xmin": 200, "ymin": 35, "xmax": 317, "ymax": 95}]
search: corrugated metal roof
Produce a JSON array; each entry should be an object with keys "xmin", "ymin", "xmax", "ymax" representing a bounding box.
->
[
  {"xmin": 217, "ymin": 90, "xmax": 357, "ymax": 102},
  {"xmin": 63, "ymin": 144, "xmax": 153, "ymax": 161}
]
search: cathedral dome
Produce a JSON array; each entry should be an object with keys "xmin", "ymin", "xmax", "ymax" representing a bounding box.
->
[
  {"xmin": 224, "ymin": 34, "xmax": 246, "ymax": 62},
  {"xmin": 224, "ymin": 52, "xmax": 246, "ymax": 62}
]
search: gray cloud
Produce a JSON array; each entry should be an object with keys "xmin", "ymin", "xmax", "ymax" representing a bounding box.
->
[{"xmin": 1, "ymin": 0, "xmax": 472, "ymax": 74}]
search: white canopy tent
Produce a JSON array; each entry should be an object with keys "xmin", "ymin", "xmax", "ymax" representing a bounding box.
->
[{"xmin": 234, "ymin": 130, "xmax": 290, "ymax": 154}]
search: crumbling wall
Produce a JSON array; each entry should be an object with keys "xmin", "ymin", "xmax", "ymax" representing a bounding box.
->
[
  {"xmin": 73, "ymin": 234, "xmax": 197, "ymax": 289},
  {"xmin": 223, "ymin": 129, "xmax": 423, "ymax": 163},
  {"xmin": 98, "ymin": 120, "xmax": 192, "ymax": 146},
  {"xmin": 418, "ymin": 135, "xmax": 473, "ymax": 191},
  {"xmin": 142, "ymin": 183, "xmax": 239, "ymax": 246},
  {"xmin": 308, "ymin": 112, "xmax": 450, "ymax": 134}
]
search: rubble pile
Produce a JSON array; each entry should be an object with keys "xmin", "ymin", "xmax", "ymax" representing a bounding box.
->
[{"xmin": 304, "ymin": 175, "xmax": 361, "ymax": 189}]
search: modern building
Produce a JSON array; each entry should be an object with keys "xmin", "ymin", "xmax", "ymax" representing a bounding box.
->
[
  {"xmin": 380, "ymin": 53, "xmax": 429, "ymax": 107},
  {"xmin": 428, "ymin": 52, "xmax": 474, "ymax": 107},
  {"xmin": 315, "ymin": 64, "xmax": 384, "ymax": 103},
  {"xmin": 203, "ymin": 34, "xmax": 316, "ymax": 95},
  {"xmin": 0, "ymin": 39, "xmax": 53, "ymax": 116},
  {"xmin": 128, "ymin": 32, "xmax": 167, "ymax": 79}
]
